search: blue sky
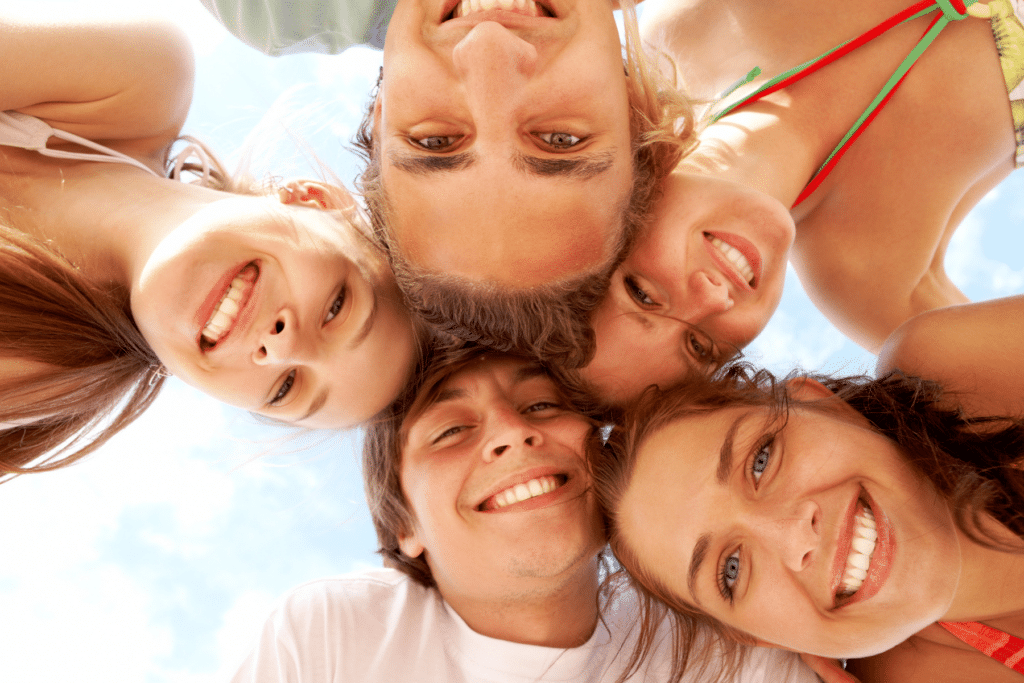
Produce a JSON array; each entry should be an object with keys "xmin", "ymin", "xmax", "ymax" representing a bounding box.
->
[{"xmin": 2, "ymin": 2, "xmax": 1023, "ymax": 681}]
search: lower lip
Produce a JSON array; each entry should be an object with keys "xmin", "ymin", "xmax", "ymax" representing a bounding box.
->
[
  {"xmin": 479, "ymin": 476, "xmax": 574, "ymax": 513},
  {"xmin": 703, "ymin": 231, "xmax": 762, "ymax": 291},
  {"xmin": 194, "ymin": 261, "xmax": 259, "ymax": 348},
  {"xmin": 838, "ymin": 492, "xmax": 895, "ymax": 608}
]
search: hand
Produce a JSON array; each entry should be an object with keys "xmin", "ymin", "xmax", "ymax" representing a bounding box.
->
[{"xmin": 800, "ymin": 654, "xmax": 862, "ymax": 683}]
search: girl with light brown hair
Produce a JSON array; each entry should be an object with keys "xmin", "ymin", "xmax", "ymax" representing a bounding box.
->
[{"xmin": 0, "ymin": 9, "xmax": 422, "ymax": 478}]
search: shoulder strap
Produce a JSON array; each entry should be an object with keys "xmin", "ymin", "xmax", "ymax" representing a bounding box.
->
[
  {"xmin": 709, "ymin": 0, "xmax": 980, "ymax": 207},
  {"xmin": 938, "ymin": 620, "xmax": 1024, "ymax": 674}
]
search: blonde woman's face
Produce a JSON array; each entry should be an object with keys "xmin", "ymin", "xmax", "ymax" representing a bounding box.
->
[
  {"xmin": 131, "ymin": 196, "xmax": 417, "ymax": 428},
  {"xmin": 617, "ymin": 400, "xmax": 961, "ymax": 659},
  {"xmin": 379, "ymin": 0, "xmax": 633, "ymax": 287}
]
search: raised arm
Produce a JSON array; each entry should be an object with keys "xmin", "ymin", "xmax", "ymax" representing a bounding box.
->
[
  {"xmin": 0, "ymin": 7, "xmax": 194, "ymax": 153},
  {"xmin": 876, "ymin": 294, "xmax": 1024, "ymax": 418}
]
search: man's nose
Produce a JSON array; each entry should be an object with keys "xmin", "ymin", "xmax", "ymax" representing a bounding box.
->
[
  {"xmin": 481, "ymin": 408, "xmax": 544, "ymax": 463},
  {"xmin": 452, "ymin": 21, "xmax": 538, "ymax": 121}
]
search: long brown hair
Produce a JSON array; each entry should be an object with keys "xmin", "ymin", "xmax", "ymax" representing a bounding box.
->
[
  {"xmin": 588, "ymin": 362, "xmax": 1024, "ymax": 682},
  {"xmin": 0, "ymin": 137, "xmax": 256, "ymax": 480}
]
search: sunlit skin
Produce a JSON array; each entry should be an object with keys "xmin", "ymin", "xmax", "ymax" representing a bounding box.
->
[
  {"xmin": 583, "ymin": 170, "xmax": 795, "ymax": 402},
  {"xmin": 379, "ymin": 0, "xmax": 633, "ymax": 287},
  {"xmin": 616, "ymin": 388, "xmax": 964, "ymax": 659},
  {"xmin": 398, "ymin": 357, "xmax": 604, "ymax": 646},
  {"xmin": 133, "ymin": 193, "xmax": 417, "ymax": 429}
]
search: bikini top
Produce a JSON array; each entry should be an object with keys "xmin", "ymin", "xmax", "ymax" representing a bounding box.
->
[
  {"xmin": 938, "ymin": 621, "xmax": 1024, "ymax": 675},
  {"xmin": 0, "ymin": 110, "xmax": 214, "ymax": 184},
  {"xmin": 710, "ymin": 0, "xmax": 982, "ymax": 207}
]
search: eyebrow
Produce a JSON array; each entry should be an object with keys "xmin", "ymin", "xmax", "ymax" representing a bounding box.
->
[
  {"xmin": 388, "ymin": 149, "xmax": 616, "ymax": 180},
  {"xmin": 686, "ymin": 411, "xmax": 752, "ymax": 603},
  {"xmin": 298, "ymin": 387, "xmax": 330, "ymax": 423},
  {"xmin": 348, "ymin": 289, "xmax": 379, "ymax": 349}
]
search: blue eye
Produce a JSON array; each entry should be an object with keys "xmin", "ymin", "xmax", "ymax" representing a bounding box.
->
[
  {"xmin": 719, "ymin": 550, "xmax": 741, "ymax": 602},
  {"xmin": 624, "ymin": 276, "xmax": 656, "ymax": 306},
  {"xmin": 752, "ymin": 438, "xmax": 773, "ymax": 485}
]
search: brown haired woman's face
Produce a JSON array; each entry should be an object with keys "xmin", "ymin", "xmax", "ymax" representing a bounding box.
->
[
  {"xmin": 616, "ymin": 395, "xmax": 961, "ymax": 659},
  {"xmin": 379, "ymin": 0, "xmax": 633, "ymax": 287},
  {"xmin": 131, "ymin": 196, "xmax": 417, "ymax": 428},
  {"xmin": 583, "ymin": 171, "xmax": 794, "ymax": 401}
]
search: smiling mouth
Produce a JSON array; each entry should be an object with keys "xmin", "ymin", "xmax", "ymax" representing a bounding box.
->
[
  {"xmin": 199, "ymin": 263, "xmax": 258, "ymax": 350},
  {"xmin": 479, "ymin": 474, "xmax": 567, "ymax": 511},
  {"xmin": 447, "ymin": 0, "xmax": 553, "ymax": 20},
  {"xmin": 705, "ymin": 233, "xmax": 755, "ymax": 287},
  {"xmin": 836, "ymin": 501, "xmax": 878, "ymax": 602}
]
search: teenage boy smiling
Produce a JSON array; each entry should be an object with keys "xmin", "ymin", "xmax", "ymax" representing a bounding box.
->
[{"xmin": 232, "ymin": 348, "xmax": 817, "ymax": 682}]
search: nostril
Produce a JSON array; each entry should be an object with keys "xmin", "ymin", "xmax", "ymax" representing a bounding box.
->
[
  {"xmin": 494, "ymin": 445, "xmax": 509, "ymax": 456},
  {"xmin": 524, "ymin": 436, "xmax": 535, "ymax": 446},
  {"xmin": 274, "ymin": 320, "xmax": 284, "ymax": 334}
]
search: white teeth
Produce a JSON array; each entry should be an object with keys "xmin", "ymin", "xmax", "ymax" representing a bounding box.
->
[
  {"xmin": 490, "ymin": 475, "xmax": 559, "ymax": 509},
  {"xmin": 200, "ymin": 265, "xmax": 257, "ymax": 347},
  {"xmin": 838, "ymin": 506, "xmax": 877, "ymax": 597},
  {"xmin": 708, "ymin": 235, "xmax": 755, "ymax": 286},
  {"xmin": 452, "ymin": 0, "xmax": 544, "ymax": 18}
]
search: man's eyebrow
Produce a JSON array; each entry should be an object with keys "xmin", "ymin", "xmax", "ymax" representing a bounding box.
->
[
  {"xmin": 717, "ymin": 411, "xmax": 750, "ymax": 484},
  {"xmin": 513, "ymin": 150, "xmax": 616, "ymax": 179},
  {"xmin": 388, "ymin": 150, "xmax": 476, "ymax": 175},
  {"xmin": 512, "ymin": 362, "xmax": 548, "ymax": 383},
  {"xmin": 388, "ymin": 148, "xmax": 616, "ymax": 180},
  {"xmin": 299, "ymin": 387, "xmax": 330, "ymax": 423},
  {"xmin": 688, "ymin": 533, "xmax": 711, "ymax": 608}
]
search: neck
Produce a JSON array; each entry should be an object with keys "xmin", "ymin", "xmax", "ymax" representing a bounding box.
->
[
  {"xmin": 441, "ymin": 556, "xmax": 602, "ymax": 648},
  {"xmin": 942, "ymin": 516, "xmax": 1024, "ymax": 624},
  {"xmin": 7, "ymin": 163, "xmax": 229, "ymax": 291},
  {"xmin": 683, "ymin": 104, "xmax": 836, "ymax": 215}
]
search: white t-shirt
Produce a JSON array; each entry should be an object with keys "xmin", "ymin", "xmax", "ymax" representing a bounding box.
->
[{"xmin": 232, "ymin": 568, "xmax": 818, "ymax": 683}]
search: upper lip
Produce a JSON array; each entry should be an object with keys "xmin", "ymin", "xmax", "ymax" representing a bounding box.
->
[{"xmin": 473, "ymin": 465, "xmax": 570, "ymax": 511}]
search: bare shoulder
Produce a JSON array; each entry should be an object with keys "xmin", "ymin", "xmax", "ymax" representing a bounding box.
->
[
  {"xmin": 848, "ymin": 630, "xmax": 1024, "ymax": 683},
  {"xmin": 876, "ymin": 296, "xmax": 1024, "ymax": 416}
]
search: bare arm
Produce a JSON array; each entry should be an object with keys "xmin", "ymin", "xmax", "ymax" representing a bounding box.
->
[
  {"xmin": 876, "ymin": 295, "xmax": 1024, "ymax": 417},
  {"xmin": 0, "ymin": 7, "xmax": 194, "ymax": 151}
]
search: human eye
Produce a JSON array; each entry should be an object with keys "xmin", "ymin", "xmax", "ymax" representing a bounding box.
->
[
  {"xmin": 324, "ymin": 287, "xmax": 346, "ymax": 324},
  {"xmin": 524, "ymin": 400, "xmax": 561, "ymax": 414},
  {"xmin": 536, "ymin": 131, "xmax": 584, "ymax": 149},
  {"xmin": 412, "ymin": 135, "xmax": 461, "ymax": 151},
  {"xmin": 750, "ymin": 433, "xmax": 776, "ymax": 487},
  {"xmin": 432, "ymin": 424, "xmax": 468, "ymax": 445},
  {"xmin": 685, "ymin": 327, "xmax": 716, "ymax": 365},
  {"xmin": 718, "ymin": 549, "xmax": 741, "ymax": 603},
  {"xmin": 623, "ymin": 275, "xmax": 657, "ymax": 307},
  {"xmin": 269, "ymin": 369, "xmax": 296, "ymax": 406}
]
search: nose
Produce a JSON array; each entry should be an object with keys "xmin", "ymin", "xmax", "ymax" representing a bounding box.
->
[
  {"xmin": 678, "ymin": 271, "xmax": 734, "ymax": 323},
  {"xmin": 252, "ymin": 309, "xmax": 310, "ymax": 366},
  {"xmin": 452, "ymin": 22, "xmax": 538, "ymax": 127},
  {"xmin": 481, "ymin": 407, "xmax": 544, "ymax": 463},
  {"xmin": 754, "ymin": 499, "xmax": 820, "ymax": 572}
]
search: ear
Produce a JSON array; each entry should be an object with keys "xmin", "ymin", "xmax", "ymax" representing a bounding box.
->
[
  {"xmin": 278, "ymin": 179, "xmax": 356, "ymax": 212},
  {"xmin": 784, "ymin": 377, "xmax": 834, "ymax": 402},
  {"xmin": 397, "ymin": 527, "xmax": 425, "ymax": 560}
]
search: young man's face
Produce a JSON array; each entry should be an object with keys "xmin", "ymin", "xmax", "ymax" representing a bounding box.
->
[
  {"xmin": 398, "ymin": 357, "xmax": 604, "ymax": 610},
  {"xmin": 378, "ymin": 0, "xmax": 633, "ymax": 287}
]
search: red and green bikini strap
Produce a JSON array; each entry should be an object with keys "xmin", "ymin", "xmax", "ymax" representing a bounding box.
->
[{"xmin": 711, "ymin": 0, "xmax": 980, "ymax": 207}]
